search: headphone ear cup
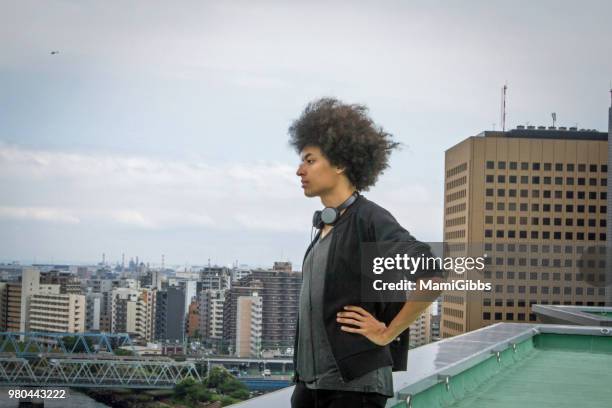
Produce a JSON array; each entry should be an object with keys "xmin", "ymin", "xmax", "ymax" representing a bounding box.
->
[
  {"xmin": 320, "ymin": 207, "xmax": 338, "ymax": 225},
  {"xmin": 312, "ymin": 210, "xmax": 323, "ymax": 229}
]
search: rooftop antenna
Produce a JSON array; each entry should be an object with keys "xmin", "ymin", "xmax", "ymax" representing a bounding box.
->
[
  {"xmin": 121, "ymin": 253, "xmax": 125, "ymax": 271},
  {"xmin": 102, "ymin": 252, "xmax": 106, "ymax": 265},
  {"xmin": 500, "ymin": 83, "xmax": 508, "ymax": 132},
  {"xmin": 161, "ymin": 254, "xmax": 165, "ymax": 270},
  {"xmin": 551, "ymin": 112, "xmax": 557, "ymax": 127}
]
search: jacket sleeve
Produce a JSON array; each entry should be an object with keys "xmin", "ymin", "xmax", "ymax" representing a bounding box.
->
[
  {"xmin": 359, "ymin": 203, "xmax": 444, "ymax": 372},
  {"xmin": 366, "ymin": 205, "xmax": 445, "ymax": 281}
]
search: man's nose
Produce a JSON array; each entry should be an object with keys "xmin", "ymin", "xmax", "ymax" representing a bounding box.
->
[{"xmin": 296, "ymin": 164, "xmax": 305, "ymax": 176}]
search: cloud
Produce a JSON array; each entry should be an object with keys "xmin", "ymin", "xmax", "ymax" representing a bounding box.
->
[
  {"xmin": 0, "ymin": 206, "xmax": 80, "ymax": 224},
  {"xmin": 0, "ymin": 144, "xmax": 310, "ymax": 232}
]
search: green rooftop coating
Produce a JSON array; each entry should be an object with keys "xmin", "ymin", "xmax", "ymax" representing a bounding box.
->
[
  {"xmin": 583, "ymin": 311, "xmax": 612, "ymax": 319},
  {"xmin": 393, "ymin": 334, "xmax": 612, "ymax": 408}
]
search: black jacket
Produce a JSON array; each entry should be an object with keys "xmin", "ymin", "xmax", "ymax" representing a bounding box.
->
[{"xmin": 293, "ymin": 194, "xmax": 442, "ymax": 382}]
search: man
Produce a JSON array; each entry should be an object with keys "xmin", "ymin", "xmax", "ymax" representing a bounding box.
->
[{"xmin": 289, "ymin": 98, "xmax": 443, "ymax": 408}]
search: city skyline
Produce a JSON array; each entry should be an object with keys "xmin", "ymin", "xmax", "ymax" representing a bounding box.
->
[{"xmin": 2, "ymin": 1, "xmax": 612, "ymax": 267}]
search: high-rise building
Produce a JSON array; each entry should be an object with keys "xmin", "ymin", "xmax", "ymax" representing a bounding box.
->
[
  {"xmin": 0, "ymin": 282, "xmax": 7, "ymax": 331},
  {"xmin": 442, "ymin": 127, "xmax": 608, "ymax": 338},
  {"xmin": 28, "ymin": 289, "xmax": 86, "ymax": 334},
  {"xmin": 140, "ymin": 270, "xmax": 163, "ymax": 290},
  {"xmin": 85, "ymin": 291, "xmax": 103, "ymax": 331},
  {"xmin": 235, "ymin": 292, "xmax": 263, "ymax": 357},
  {"xmin": 5, "ymin": 282, "xmax": 22, "ymax": 332},
  {"xmin": 198, "ymin": 289, "xmax": 225, "ymax": 344},
  {"xmin": 607, "ymin": 91, "xmax": 612, "ymax": 307},
  {"xmin": 4, "ymin": 268, "xmax": 61, "ymax": 333},
  {"xmin": 155, "ymin": 286, "xmax": 186, "ymax": 342},
  {"xmin": 186, "ymin": 299, "xmax": 199, "ymax": 339},
  {"xmin": 40, "ymin": 270, "xmax": 82, "ymax": 294},
  {"xmin": 111, "ymin": 288, "xmax": 156, "ymax": 342},
  {"xmin": 223, "ymin": 262, "xmax": 300, "ymax": 353},
  {"xmin": 199, "ymin": 266, "xmax": 232, "ymax": 291},
  {"xmin": 231, "ymin": 265, "xmax": 251, "ymax": 283},
  {"xmin": 408, "ymin": 305, "xmax": 432, "ymax": 348}
]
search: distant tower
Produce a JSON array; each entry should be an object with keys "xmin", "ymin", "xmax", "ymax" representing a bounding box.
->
[
  {"xmin": 121, "ymin": 253, "xmax": 125, "ymax": 271},
  {"xmin": 102, "ymin": 253, "xmax": 106, "ymax": 265},
  {"xmin": 500, "ymin": 83, "xmax": 508, "ymax": 132},
  {"xmin": 607, "ymin": 88, "xmax": 612, "ymax": 306},
  {"xmin": 161, "ymin": 254, "xmax": 165, "ymax": 270}
]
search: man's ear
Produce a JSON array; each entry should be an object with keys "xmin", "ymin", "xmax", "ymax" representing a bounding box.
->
[{"xmin": 336, "ymin": 166, "xmax": 346, "ymax": 175}]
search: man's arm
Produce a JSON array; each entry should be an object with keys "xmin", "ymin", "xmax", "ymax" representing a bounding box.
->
[
  {"xmin": 338, "ymin": 278, "xmax": 442, "ymax": 346},
  {"xmin": 380, "ymin": 279, "xmax": 442, "ymax": 345}
]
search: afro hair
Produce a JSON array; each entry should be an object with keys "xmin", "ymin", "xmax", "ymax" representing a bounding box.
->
[{"xmin": 288, "ymin": 97, "xmax": 400, "ymax": 191}]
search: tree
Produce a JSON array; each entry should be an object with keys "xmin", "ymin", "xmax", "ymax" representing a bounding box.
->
[{"xmin": 204, "ymin": 366, "xmax": 233, "ymax": 389}]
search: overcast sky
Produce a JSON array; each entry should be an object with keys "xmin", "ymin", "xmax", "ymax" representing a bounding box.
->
[{"xmin": 1, "ymin": 0, "xmax": 611, "ymax": 268}]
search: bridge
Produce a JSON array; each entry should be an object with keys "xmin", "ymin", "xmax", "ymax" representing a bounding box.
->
[{"xmin": 0, "ymin": 332, "xmax": 201, "ymax": 388}]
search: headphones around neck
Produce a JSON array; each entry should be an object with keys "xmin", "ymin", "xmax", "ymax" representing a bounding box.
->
[{"xmin": 312, "ymin": 191, "xmax": 359, "ymax": 229}]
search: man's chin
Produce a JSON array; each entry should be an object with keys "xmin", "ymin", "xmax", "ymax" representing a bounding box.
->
[{"xmin": 303, "ymin": 189, "xmax": 318, "ymax": 198}]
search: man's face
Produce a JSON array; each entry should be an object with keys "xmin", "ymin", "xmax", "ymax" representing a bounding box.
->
[{"xmin": 296, "ymin": 146, "xmax": 343, "ymax": 197}]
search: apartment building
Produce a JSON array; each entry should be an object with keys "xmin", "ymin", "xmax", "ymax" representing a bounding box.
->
[
  {"xmin": 111, "ymin": 288, "xmax": 156, "ymax": 342},
  {"xmin": 28, "ymin": 290, "xmax": 86, "ymax": 333},
  {"xmin": 235, "ymin": 292, "xmax": 263, "ymax": 358}
]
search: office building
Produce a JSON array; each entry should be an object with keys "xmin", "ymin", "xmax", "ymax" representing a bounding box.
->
[{"xmin": 442, "ymin": 126, "xmax": 608, "ymax": 337}]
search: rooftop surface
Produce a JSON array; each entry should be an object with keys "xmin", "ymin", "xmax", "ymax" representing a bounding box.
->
[
  {"xmin": 533, "ymin": 305, "xmax": 612, "ymax": 327},
  {"xmin": 232, "ymin": 323, "xmax": 612, "ymax": 407},
  {"xmin": 478, "ymin": 128, "xmax": 608, "ymax": 141}
]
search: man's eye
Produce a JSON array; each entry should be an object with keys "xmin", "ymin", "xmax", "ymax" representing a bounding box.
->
[{"xmin": 307, "ymin": 159, "xmax": 315, "ymax": 164}]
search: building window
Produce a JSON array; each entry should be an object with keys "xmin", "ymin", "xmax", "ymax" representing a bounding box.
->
[{"xmin": 486, "ymin": 161, "xmax": 494, "ymax": 169}]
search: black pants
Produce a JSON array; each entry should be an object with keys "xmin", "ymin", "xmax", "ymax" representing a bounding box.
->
[{"xmin": 290, "ymin": 381, "xmax": 388, "ymax": 408}]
